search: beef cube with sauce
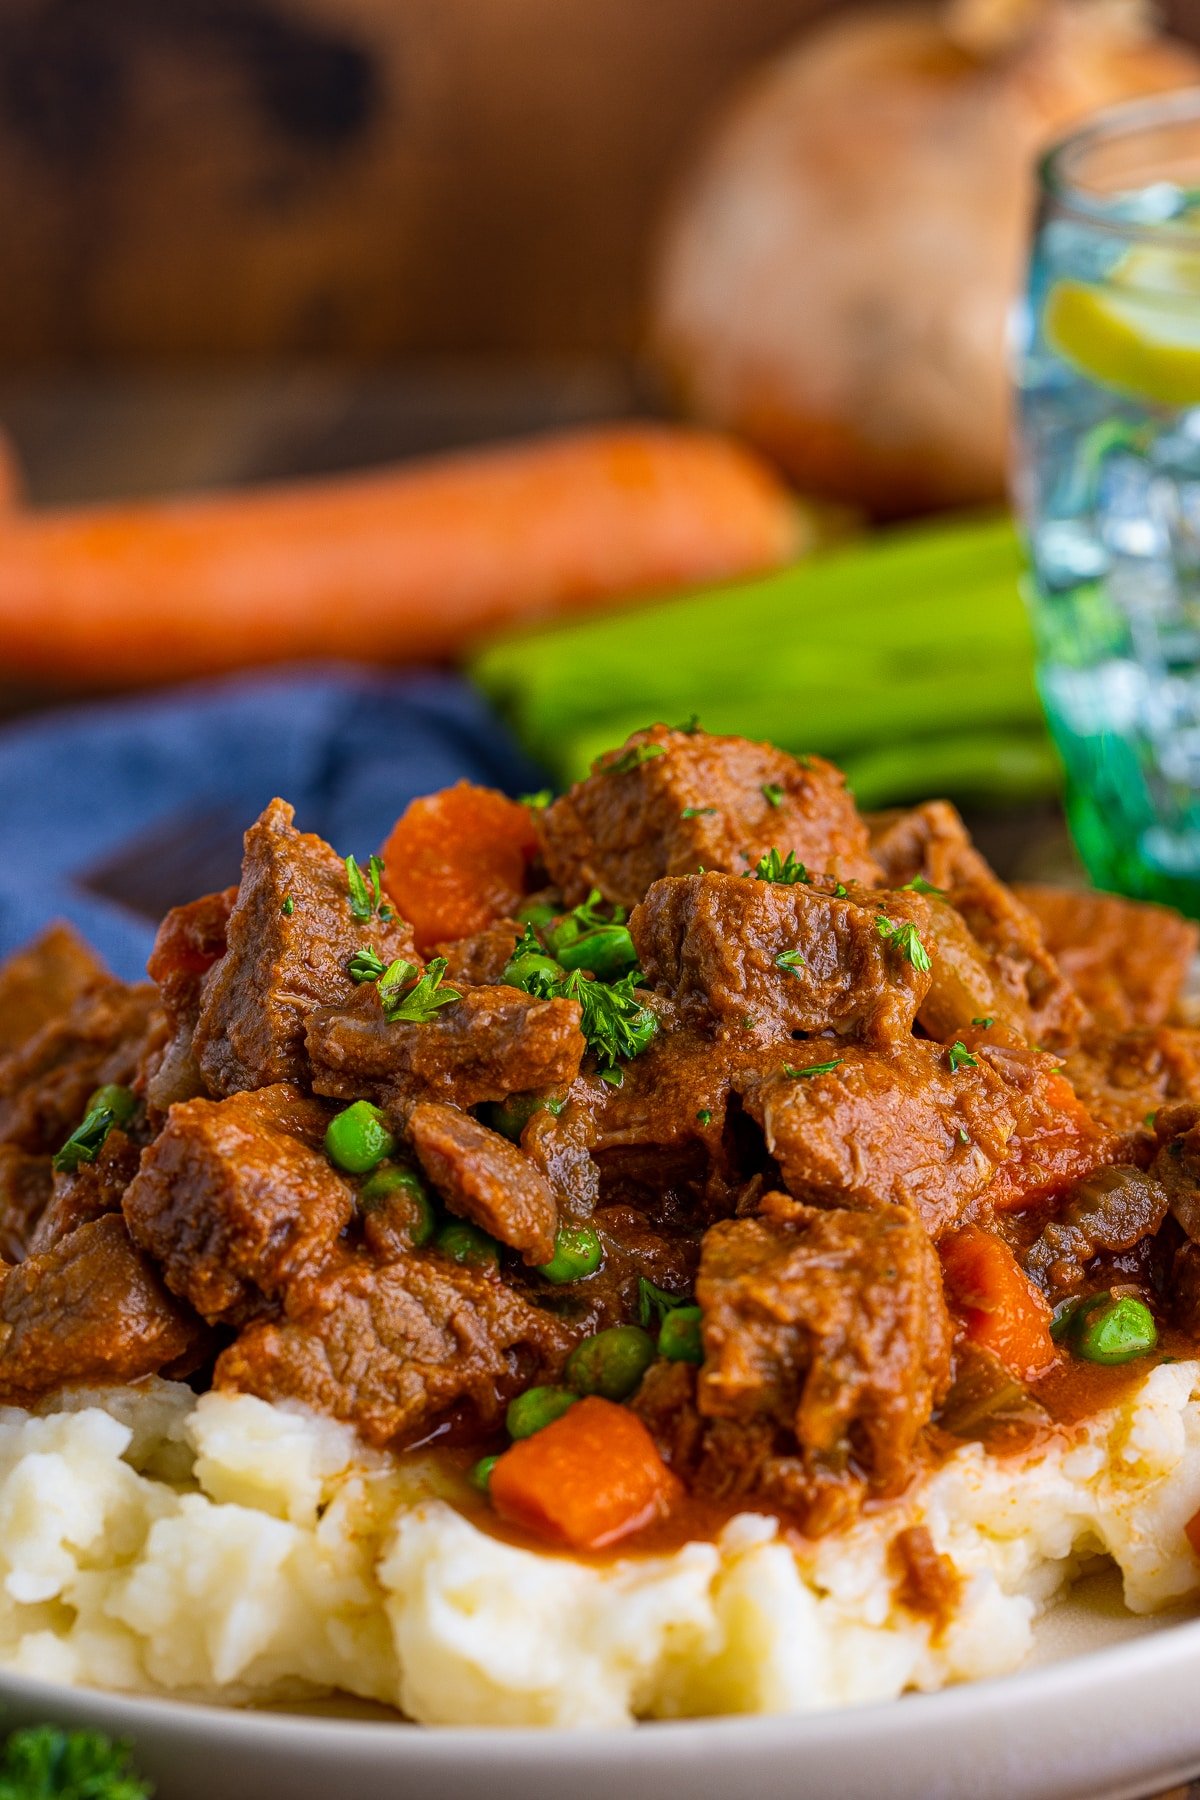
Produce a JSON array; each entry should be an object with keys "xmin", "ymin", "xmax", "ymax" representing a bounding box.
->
[
  {"xmin": 869, "ymin": 801, "xmax": 1084, "ymax": 1050},
  {"xmin": 0, "ymin": 980, "xmax": 160, "ymax": 1156},
  {"xmin": 695, "ymin": 1196, "xmax": 952, "ymax": 1503},
  {"xmin": 537, "ymin": 725, "xmax": 880, "ymax": 910},
  {"xmin": 143, "ymin": 887, "xmax": 237, "ymax": 1111},
  {"xmin": 306, "ymin": 982, "xmax": 585, "ymax": 1112},
  {"xmin": 1014, "ymin": 883, "xmax": 1198, "ymax": 1033},
  {"xmin": 123, "ymin": 1083, "xmax": 352, "ymax": 1325},
  {"xmin": 216, "ymin": 1248, "xmax": 574, "ymax": 1447},
  {"xmin": 0, "ymin": 1147, "xmax": 52, "ymax": 1263},
  {"xmin": 1024, "ymin": 1164, "xmax": 1170, "ymax": 1295},
  {"xmin": 193, "ymin": 799, "xmax": 417, "ymax": 1097},
  {"xmin": 408, "ymin": 1101, "xmax": 558, "ymax": 1264},
  {"xmin": 0, "ymin": 924, "xmax": 108, "ymax": 1058},
  {"xmin": 737, "ymin": 1038, "xmax": 1042, "ymax": 1235},
  {"xmin": 27, "ymin": 1126, "xmax": 142, "ymax": 1257},
  {"xmin": 1060, "ymin": 1025, "xmax": 1200, "ymax": 1152},
  {"xmin": 631, "ymin": 872, "xmax": 933, "ymax": 1045},
  {"xmin": 0, "ymin": 1213, "xmax": 208, "ymax": 1403}
]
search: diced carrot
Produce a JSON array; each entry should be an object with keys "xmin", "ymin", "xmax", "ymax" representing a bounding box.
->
[
  {"xmin": 940, "ymin": 1226, "xmax": 1056, "ymax": 1381},
  {"xmin": 489, "ymin": 1395, "xmax": 681, "ymax": 1551},
  {"xmin": 987, "ymin": 1072, "xmax": 1112, "ymax": 1212},
  {"xmin": 381, "ymin": 782, "xmax": 538, "ymax": 953},
  {"xmin": 1185, "ymin": 1506, "xmax": 1200, "ymax": 1561}
]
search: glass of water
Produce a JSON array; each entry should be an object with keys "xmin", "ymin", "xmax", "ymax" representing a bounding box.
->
[{"xmin": 1015, "ymin": 89, "xmax": 1200, "ymax": 913}]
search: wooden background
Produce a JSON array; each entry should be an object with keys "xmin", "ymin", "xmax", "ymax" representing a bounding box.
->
[{"xmin": 0, "ymin": 0, "xmax": 1190, "ymax": 371}]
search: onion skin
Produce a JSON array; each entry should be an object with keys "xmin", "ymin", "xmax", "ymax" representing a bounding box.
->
[{"xmin": 649, "ymin": 2, "xmax": 1200, "ymax": 517}]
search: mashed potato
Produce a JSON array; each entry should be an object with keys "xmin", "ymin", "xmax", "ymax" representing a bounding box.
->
[{"xmin": 0, "ymin": 1367, "xmax": 1197, "ymax": 1726}]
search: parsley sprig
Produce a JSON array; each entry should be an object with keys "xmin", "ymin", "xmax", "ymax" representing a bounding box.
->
[
  {"xmin": 638, "ymin": 1276, "xmax": 692, "ymax": 1329},
  {"xmin": 948, "ymin": 1040, "xmax": 978, "ymax": 1073},
  {"xmin": 378, "ymin": 956, "xmax": 462, "ymax": 1024},
  {"xmin": 750, "ymin": 848, "xmax": 810, "ymax": 885},
  {"xmin": 53, "ymin": 1086, "xmax": 136, "ymax": 1175},
  {"xmin": 349, "ymin": 946, "xmax": 388, "ymax": 984},
  {"xmin": 775, "ymin": 948, "xmax": 807, "ymax": 974},
  {"xmin": 596, "ymin": 742, "xmax": 666, "ymax": 776},
  {"xmin": 900, "ymin": 874, "xmax": 947, "ymax": 897},
  {"xmin": 345, "ymin": 853, "xmax": 396, "ymax": 924},
  {"xmin": 875, "ymin": 914, "xmax": 932, "ymax": 974},
  {"xmin": 506, "ymin": 932, "xmax": 657, "ymax": 1071}
]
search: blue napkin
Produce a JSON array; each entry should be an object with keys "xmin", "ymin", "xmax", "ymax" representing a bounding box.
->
[{"xmin": 0, "ymin": 669, "xmax": 547, "ymax": 983}]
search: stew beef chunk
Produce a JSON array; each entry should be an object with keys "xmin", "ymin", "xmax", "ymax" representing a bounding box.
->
[{"xmin": 0, "ymin": 725, "xmax": 1197, "ymax": 1543}]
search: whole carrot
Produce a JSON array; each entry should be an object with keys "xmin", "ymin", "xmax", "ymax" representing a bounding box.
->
[{"xmin": 0, "ymin": 424, "xmax": 800, "ymax": 685}]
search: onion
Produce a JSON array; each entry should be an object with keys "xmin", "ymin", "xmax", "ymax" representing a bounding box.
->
[{"xmin": 649, "ymin": 0, "xmax": 1200, "ymax": 516}]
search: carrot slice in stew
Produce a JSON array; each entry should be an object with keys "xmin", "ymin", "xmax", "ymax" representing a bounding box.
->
[
  {"xmin": 986, "ymin": 1073, "xmax": 1110, "ymax": 1213},
  {"xmin": 489, "ymin": 1395, "xmax": 681, "ymax": 1550},
  {"xmin": 940, "ymin": 1226, "xmax": 1056, "ymax": 1381},
  {"xmin": 381, "ymin": 782, "xmax": 538, "ymax": 952}
]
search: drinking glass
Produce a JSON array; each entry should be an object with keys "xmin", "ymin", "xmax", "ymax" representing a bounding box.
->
[{"xmin": 1014, "ymin": 88, "xmax": 1200, "ymax": 912}]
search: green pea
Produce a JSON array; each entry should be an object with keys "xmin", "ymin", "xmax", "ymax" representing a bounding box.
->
[
  {"xmin": 565, "ymin": 1325, "xmax": 655, "ymax": 1400},
  {"xmin": 324, "ymin": 1100, "xmax": 396, "ymax": 1174},
  {"xmin": 468, "ymin": 1454, "xmax": 501, "ymax": 1493},
  {"xmin": 435, "ymin": 1219, "xmax": 502, "ymax": 1272},
  {"xmin": 1050, "ymin": 1293, "xmax": 1100, "ymax": 1344},
  {"xmin": 658, "ymin": 1305, "xmax": 704, "ymax": 1365},
  {"xmin": 359, "ymin": 1165, "xmax": 437, "ymax": 1246},
  {"xmin": 1074, "ymin": 1294, "xmax": 1158, "ymax": 1366},
  {"xmin": 502, "ymin": 949, "xmax": 564, "ymax": 989},
  {"xmin": 85, "ymin": 1083, "xmax": 137, "ymax": 1128},
  {"xmin": 554, "ymin": 923, "xmax": 638, "ymax": 979},
  {"xmin": 536, "ymin": 1224, "xmax": 604, "ymax": 1285},
  {"xmin": 483, "ymin": 1092, "xmax": 565, "ymax": 1142},
  {"xmin": 516, "ymin": 900, "xmax": 559, "ymax": 927},
  {"xmin": 506, "ymin": 1385, "xmax": 578, "ymax": 1439}
]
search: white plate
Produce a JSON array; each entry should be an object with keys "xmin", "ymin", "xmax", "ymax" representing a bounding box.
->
[{"xmin": 3, "ymin": 1573, "xmax": 1199, "ymax": 1800}]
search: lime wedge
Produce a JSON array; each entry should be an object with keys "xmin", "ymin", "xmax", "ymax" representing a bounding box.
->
[{"xmin": 1046, "ymin": 244, "xmax": 1200, "ymax": 407}]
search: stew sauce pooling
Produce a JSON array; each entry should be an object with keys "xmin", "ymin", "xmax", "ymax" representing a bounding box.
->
[{"xmin": 2, "ymin": 725, "xmax": 1199, "ymax": 1554}]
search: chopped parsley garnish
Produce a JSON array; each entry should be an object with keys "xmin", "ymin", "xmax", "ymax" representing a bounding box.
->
[
  {"xmin": 638, "ymin": 1276, "xmax": 692, "ymax": 1329},
  {"xmin": 875, "ymin": 914, "xmax": 932, "ymax": 973},
  {"xmin": 281, "ymin": 895, "xmax": 295, "ymax": 917},
  {"xmin": 346, "ymin": 853, "xmax": 394, "ymax": 923},
  {"xmin": 900, "ymin": 874, "xmax": 947, "ymax": 897},
  {"xmin": 948, "ymin": 1040, "xmax": 978, "ymax": 1073},
  {"xmin": 599, "ymin": 1065, "xmax": 625, "ymax": 1087},
  {"xmin": 680, "ymin": 805, "xmax": 718, "ymax": 819},
  {"xmin": 1145, "ymin": 1110, "xmax": 1158, "ymax": 1127},
  {"xmin": 971, "ymin": 1015, "xmax": 995, "ymax": 1028},
  {"xmin": 378, "ymin": 956, "xmax": 462, "ymax": 1024},
  {"xmin": 696, "ymin": 1108, "xmax": 713, "ymax": 1126},
  {"xmin": 783, "ymin": 1058, "xmax": 843, "ymax": 1079},
  {"xmin": 562, "ymin": 968, "xmax": 657, "ymax": 1071},
  {"xmin": 506, "ymin": 943, "xmax": 656, "ymax": 1072},
  {"xmin": 958, "ymin": 1127, "xmax": 971, "ymax": 1144},
  {"xmin": 751, "ymin": 848, "xmax": 810, "ymax": 885},
  {"xmin": 831, "ymin": 882, "xmax": 848, "ymax": 897},
  {"xmin": 349, "ymin": 946, "xmax": 387, "ymax": 984},
  {"xmin": 519, "ymin": 789, "xmax": 553, "ymax": 809},
  {"xmin": 596, "ymin": 742, "xmax": 666, "ymax": 776},
  {"xmin": 775, "ymin": 948, "xmax": 807, "ymax": 973},
  {"xmin": 761, "ymin": 782, "xmax": 785, "ymax": 808},
  {"xmin": 675, "ymin": 713, "xmax": 702, "ymax": 734},
  {"xmin": 52, "ymin": 1085, "xmax": 136, "ymax": 1175}
]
